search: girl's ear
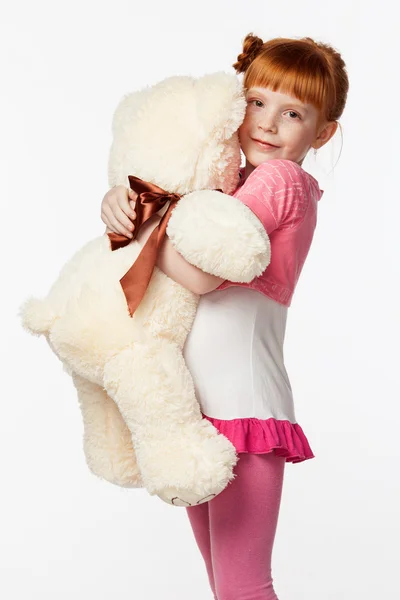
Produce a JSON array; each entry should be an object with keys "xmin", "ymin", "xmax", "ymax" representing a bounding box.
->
[{"xmin": 312, "ymin": 121, "xmax": 338, "ymax": 150}]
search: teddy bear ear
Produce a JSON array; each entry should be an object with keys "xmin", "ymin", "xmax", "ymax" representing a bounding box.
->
[
  {"xmin": 194, "ymin": 72, "xmax": 247, "ymax": 141},
  {"xmin": 107, "ymin": 89, "xmax": 149, "ymax": 188},
  {"xmin": 110, "ymin": 89, "xmax": 147, "ymax": 139}
]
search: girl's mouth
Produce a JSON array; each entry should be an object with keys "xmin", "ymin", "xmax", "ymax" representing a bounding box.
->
[{"xmin": 252, "ymin": 138, "xmax": 279, "ymax": 150}]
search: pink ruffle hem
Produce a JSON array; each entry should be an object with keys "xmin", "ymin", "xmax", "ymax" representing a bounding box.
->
[{"xmin": 202, "ymin": 414, "xmax": 315, "ymax": 463}]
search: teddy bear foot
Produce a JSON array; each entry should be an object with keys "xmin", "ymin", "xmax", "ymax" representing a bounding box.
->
[
  {"xmin": 155, "ymin": 488, "xmax": 221, "ymax": 507},
  {"xmin": 137, "ymin": 419, "xmax": 239, "ymax": 506},
  {"xmin": 86, "ymin": 456, "xmax": 143, "ymax": 489},
  {"xmin": 72, "ymin": 373, "xmax": 144, "ymax": 488}
]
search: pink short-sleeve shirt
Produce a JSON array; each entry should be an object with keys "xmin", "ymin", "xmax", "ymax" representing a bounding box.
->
[{"xmin": 217, "ymin": 159, "xmax": 324, "ymax": 306}]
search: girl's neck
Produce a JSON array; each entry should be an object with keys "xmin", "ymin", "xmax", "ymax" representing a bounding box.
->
[
  {"xmin": 243, "ymin": 157, "xmax": 304, "ymax": 182},
  {"xmin": 244, "ymin": 161, "xmax": 255, "ymax": 181}
]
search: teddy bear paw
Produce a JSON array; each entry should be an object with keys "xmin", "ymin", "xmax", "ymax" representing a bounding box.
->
[{"xmin": 155, "ymin": 488, "xmax": 219, "ymax": 507}]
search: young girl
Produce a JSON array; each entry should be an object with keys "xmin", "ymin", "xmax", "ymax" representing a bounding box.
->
[{"xmin": 101, "ymin": 34, "xmax": 349, "ymax": 600}]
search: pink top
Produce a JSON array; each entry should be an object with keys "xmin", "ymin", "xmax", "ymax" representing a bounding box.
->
[{"xmin": 217, "ymin": 159, "xmax": 324, "ymax": 306}]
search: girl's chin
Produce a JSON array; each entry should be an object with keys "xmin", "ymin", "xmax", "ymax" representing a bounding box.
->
[
  {"xmin": 250, "ymin": 148, "xmax": 282, "ymax": 161},
  {"xmin": 250, "ymin": 154, "xmax": 282, "ymax": 166},
  {"xmin": 248, "ymin": 149, "xmax": 302, "ymax": 165}
]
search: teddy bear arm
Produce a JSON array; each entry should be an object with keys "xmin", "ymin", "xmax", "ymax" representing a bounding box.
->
[{"xmin": 166, "ymin": 190, "xmax": 271, "ymax": 283}]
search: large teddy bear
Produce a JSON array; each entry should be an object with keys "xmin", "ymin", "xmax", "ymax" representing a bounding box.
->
[{"xmin": 20, "ymin": 72, "xmax": 271, "ymax": 507}]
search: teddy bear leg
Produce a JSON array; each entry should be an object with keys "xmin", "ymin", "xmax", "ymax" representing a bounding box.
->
[
  {"xmin": 103, "ymin": 344, "xmax": 238, "ymax": 506},
  {"xmin": 71, "ymin": 373, "xmax": 143, "ymax": 488}
]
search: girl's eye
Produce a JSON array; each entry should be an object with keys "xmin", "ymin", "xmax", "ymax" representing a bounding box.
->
[
  {"xmin": 249, "ymin": 99, "xmax": 264, "ymax": 108},
  {"xmin": 286, "ymin": 110, "xmax": 300, "ymax": 119}
]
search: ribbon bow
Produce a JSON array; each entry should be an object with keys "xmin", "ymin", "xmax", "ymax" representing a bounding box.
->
[{"xmin": 108, "ymin": 175, "xmax": 181, "ymax": 316}]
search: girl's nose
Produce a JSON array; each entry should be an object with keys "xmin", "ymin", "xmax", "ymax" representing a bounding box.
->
[
  {"xmin": 259, "ymin": 122, "xmax": 277, "ymax": 133},
  {"xmin": 258, "ymin": 115, "xmax": 277, "ymax": 133}
]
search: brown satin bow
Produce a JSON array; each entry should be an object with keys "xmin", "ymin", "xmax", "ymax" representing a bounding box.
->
[{"xmin": 108, "ymin": 175, "xmax": 181, "ymax": 316}]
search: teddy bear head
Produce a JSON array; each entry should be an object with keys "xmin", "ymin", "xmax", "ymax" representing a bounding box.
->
[{"xmin": 107, "ymin": 72, "xmax": 246, "ymax": 196}]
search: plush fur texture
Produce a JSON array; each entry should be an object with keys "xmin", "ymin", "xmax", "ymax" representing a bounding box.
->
[{"xmin": 20, "ymin": 73, "xmax": 271, "ymax": 507}]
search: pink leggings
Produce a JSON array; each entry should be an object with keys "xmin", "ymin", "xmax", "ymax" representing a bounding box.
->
[{"xmin": 186, "ymin": 452, "xmax": 285, "ymax": 600}]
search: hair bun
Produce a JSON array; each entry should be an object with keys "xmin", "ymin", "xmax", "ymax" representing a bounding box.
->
[{"xmin": 233, "ymin": 33, "xmax": 264, "ymax": 74}]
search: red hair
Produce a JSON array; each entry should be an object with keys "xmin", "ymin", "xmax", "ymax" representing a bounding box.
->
[{"xmin": 233, "ymin": 34, "xmax": 349, "ymax": 125}]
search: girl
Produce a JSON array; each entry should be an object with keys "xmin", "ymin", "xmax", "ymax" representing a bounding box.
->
[{"xmin": 101, "ymin": 34, "xmax": 349, "ymax": 600}]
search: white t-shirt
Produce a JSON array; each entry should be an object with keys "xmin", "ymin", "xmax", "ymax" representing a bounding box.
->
[{"xmin": 183, "ymin": 286, "xmax": 297, "ymax": 423}]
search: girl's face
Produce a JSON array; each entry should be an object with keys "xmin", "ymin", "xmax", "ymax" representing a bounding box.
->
[{"xmin": 239, "ymin": 86, "xmax": 324, "ymax": 172}]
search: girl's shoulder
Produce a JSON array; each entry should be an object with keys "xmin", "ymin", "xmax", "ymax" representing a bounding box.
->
[
  {"xmin": 251, "ymin": 158, "xmax": 316, "ymax": 186},
  {"xmin": 239, "ymin": 159, "xmax": 323, "ymax": 201}
]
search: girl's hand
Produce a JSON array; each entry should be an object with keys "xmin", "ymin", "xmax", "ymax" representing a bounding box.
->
[{"xmin": 101, "ymin": 185, "xmax": 137, "ymax": 238}]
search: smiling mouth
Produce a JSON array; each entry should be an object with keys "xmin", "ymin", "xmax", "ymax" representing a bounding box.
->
[{"xmin": 252, "ymin": 138, "xmax": 279, "ymax": 148}]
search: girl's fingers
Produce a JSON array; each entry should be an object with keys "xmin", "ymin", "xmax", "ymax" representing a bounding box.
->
[
  {"xmin": 101, "ymin": 209, "xmax": 111, "ymax": 229},
  {"xmin": 103, "ymin": 208, "xmax": 133, "ymax": 238},
  {"xmin": 114, "ymin": 206, "xmax": 136, "ymax": 232},
  {"xmin": 119, "ymin": 190, "xmax": 137, "ymax": 219},
  {"xmin": 101, "ymin": 187, "xmax": 137, "ymax": 237},
  {"xmin": 117, "ymin": 198, "xmax": 134, "ymax": 219}
]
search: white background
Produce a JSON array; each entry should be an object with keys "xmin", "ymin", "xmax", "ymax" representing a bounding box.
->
[{"xmin": 1, "ymin": 1, "xmax": 398, "ymax": 598}]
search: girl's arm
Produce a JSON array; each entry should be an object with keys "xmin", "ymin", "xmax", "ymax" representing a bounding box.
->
[
  {"xmin": 156, "ymin": 236, "xmax": 224, "ymax": 295},
  {"xmin": 101, "ymin": 185, "xmax": 224, "ymax": 295}
]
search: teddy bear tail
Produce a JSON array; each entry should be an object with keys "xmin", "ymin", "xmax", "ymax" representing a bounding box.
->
[{"xmin": 19, "ymin": 297, "xmax": 55, "ymax": 335}]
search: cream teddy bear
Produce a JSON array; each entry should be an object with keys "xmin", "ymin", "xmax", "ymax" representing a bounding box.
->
[{"xmin": 20, "ymin": 73, "xmax": 270, "ymax": 507}]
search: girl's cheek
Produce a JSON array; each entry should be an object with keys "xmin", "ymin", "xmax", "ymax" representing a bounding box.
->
[
  {"xmin": 247, "ymin": 108, "xmax": 260, "ymax": 122},
  {"xmin": 238, "ymin": 121, "xmax": 248, "ymax": 137},
  {"xmin": 243, "ymin": 112, "xmax": 257, "ymax": 130}
]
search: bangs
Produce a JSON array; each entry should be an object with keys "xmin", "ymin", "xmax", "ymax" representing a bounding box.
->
[{"xmin": 244, "ymin": 44, "xmax": 334, "ymax": 117}]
